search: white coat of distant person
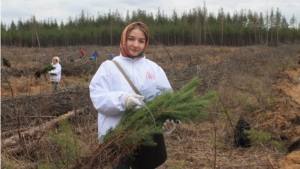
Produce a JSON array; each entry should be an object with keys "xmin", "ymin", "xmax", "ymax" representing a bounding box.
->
[{"xmin": 49, "ymin": 56, "xmax": 62, "ymax": 92}]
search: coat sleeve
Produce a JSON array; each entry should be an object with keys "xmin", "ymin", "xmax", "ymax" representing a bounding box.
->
[
  {"xmin": 49, "ymin": 64, "xmax": 61, "ymax": 74},
  {"xmin": 156, "ymin": 66, "xmax": 172, "ymax": 94},
  {"xmin": 89, "ymin": 61, "xmax": 127, "ymax": 116}
]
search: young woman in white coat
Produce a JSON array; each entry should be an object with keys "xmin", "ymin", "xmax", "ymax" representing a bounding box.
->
[
  {"xmin": 89, "ymin": 22, "xmax": 177, "ymax": 169},
  {"xmin": 49, "ymin": 56, "xmax": 62, "ymax": 92}
]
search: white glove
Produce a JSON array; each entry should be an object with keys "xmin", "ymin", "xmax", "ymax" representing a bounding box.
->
[
  {"xmin": 162, "ymin": 119, "xmax": 181, "ymax": 135},
  {"xmin": 124, "ymin": 94, "xmax": 144, "ymax": 109}
]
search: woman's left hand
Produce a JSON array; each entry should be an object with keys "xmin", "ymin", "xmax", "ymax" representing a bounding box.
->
[{"xmin": 162, "ymin": 119, "xmax": 181, "ymax": 135}]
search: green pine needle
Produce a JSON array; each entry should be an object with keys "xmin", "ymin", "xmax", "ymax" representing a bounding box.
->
[
  {"xmin": 43, "ymin": 64, "xmax": 55, "ymax": 72},
  {"xmin": 103, "ymin": 77, "xmax": 217, "ymax": 153}
]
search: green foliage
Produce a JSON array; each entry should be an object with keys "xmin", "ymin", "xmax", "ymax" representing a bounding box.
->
[
  {"xmin": 270, "ymin": 140, "xmax": 286, "ymax": 152},
  {"xmin": 103, "ymin": 77, "xmax": 217, "ymax": 155},
  {"xmin": 4, "ymin": 162, "xmax": 14, "ymax": 169},
  {"xmin": 38, "ymin": 163, "xmax": 53, "ymax": 169},
  {"xmin": 173, "ymin": 160, "xmax": 186, "ymax": 169},
  {"xmin": 244, "ymin": 128, "xmax": 286, "ymax": 152},
  {"xmin": 1, "ymin": 8, "xmax": 300, "ymax": 46},
  {"xmin": 259, "ymin": 112, "xmax": 267, "ymax": 120},
  {"xmin": 271, "ymin": 60, "xmax": 294, "ymax": 72},
  {"xmin": 47, "ymin": 119, "xmax": 84, "ymax": 169},
  {"xmin": 43, "ymin": 64, "xmax": 55, "ymax": 72},
  {"xmin": 244, "ymin": 128, "xmax": 271, "ymax": 145},
  {"xmin": 209, "ymin": 140, "xmax": 225, "ymax": 149},
  {"xmin": 243, "ymin": 102, "xmax": 254, "ymax": 112},
  {"xmin": 266, "ymin": 96, "xmax": 276, "ymax": 108},
  {"xmin": 235, "ymin": 92, "xmax": 256, "ymax": 112}
]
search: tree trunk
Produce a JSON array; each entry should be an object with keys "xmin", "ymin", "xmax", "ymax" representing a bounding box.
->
[
  {"xmin": 265, "ymin": 12, "xmax": 269, "ymax": 46},
  {"xmin": 255, "ymin": 27, "xmax": 257, "ymax": 44},
  {"xmin": 221, "ymin": 20, "xmax": 224, "ymax": 46},
  {"xmin": 276, "ymin": 27, "xmax": 279, "ymax": 45},
  {"xmin": 199, "ymin": 16, "xmax": 202, "ymax": 45},
  {"xmin": 110, "ymin": 21, "xmax": 112, "ymax": 45},
  {"xmin": 204, "ymin": 19, "xmax": 206, "ymax": 45}
]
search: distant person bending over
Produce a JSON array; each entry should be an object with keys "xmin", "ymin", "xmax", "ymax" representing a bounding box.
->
[
  {"xmin": 49, "ymin": 56, "xmax": 62, "ymax": 92},
  {"xmin": 80, "ymin": 48, "xmax": 85, "ymax": 61}
]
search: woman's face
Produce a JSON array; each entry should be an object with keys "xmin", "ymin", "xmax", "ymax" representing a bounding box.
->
[
  {"xmin": 52, "ymin": 58, "xmax": 58, "ymax": 64},
  {"xmin": 126, "ymin": 28, "xmax": 146, "ymax": 57}
]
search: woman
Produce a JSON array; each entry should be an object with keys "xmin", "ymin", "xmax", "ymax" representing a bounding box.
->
[
  {"xmin": 49, "ymin": 56, "xmax": 62, "ymax": 92},
  {"xmin": 89, "ymin": 22, "xmax": 177, "ymax": 169}
]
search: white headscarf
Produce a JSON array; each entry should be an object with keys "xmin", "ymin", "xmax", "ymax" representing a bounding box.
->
[{"xmin": 53, "ymin": 56, "xmax": 60, "ymax": 63}]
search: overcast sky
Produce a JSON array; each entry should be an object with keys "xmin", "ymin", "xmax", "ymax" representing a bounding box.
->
[{"xmin": 1, "ymin": 0, "xmax": 300, "ymax": 26}]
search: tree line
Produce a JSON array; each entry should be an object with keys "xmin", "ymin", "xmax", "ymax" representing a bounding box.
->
[{"xmin": 1, "ymin": 4, "xmax": 300, "ymax": 47}]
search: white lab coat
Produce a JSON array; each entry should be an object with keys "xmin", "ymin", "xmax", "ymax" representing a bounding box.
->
[
  {"xmin": 49, "ymin": 63, "xmax": 62, "ymax": 82},
  {"xmin": 89, "ymin": 55, "xmax": 172, "ymax": 137}
]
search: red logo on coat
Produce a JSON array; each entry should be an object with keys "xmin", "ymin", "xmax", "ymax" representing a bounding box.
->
[{"xmin": 146, "ymin": 72, "xmax": 155, "ymax": 80}]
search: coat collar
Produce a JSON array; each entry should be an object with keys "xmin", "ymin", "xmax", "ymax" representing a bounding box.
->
[{"xmin": 119, "ymin": 54, "xmax": 146, "ymax": 62}]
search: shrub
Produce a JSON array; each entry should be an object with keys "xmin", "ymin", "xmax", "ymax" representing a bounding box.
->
[
  {"xmin": 244, "ymin": 128, "xmax": 286, "ymax": 152},
  {"xmin": 244, "ymin": 128, "xmax": 271, "ymax": 146}
]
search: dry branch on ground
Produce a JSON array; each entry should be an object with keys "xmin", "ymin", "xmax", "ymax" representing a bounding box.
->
[{"xmin": 2, "ymin": 109, "xmax": 86, "ymax": 155}]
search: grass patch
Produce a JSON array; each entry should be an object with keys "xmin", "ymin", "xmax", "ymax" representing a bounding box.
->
[{"xmin": 245, "ymin": 128, "xmax": 286, "ymax": 152}]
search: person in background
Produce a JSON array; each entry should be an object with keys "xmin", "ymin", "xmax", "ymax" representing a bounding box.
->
[
  {"xmin": 89, "ymin": 22, "xmax": 178, "ymax": 169},
  {"xmin": 80, "ymin": 48, "xmax": 85, "ymax": 60},
  {"xmin": 108, "ymin": 53, "xmax": 115, "ymax": 59},
  {"xmin": 49, "ymin": 56, "xmax": 62, "ymax": 92},
  {"xmin": 89, "ymin": 51, "xmax": 98, "ymax": 60}
]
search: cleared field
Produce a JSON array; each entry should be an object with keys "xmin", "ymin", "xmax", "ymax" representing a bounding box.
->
[{"xmin": 1, "ymin": 45, "xmax": 300, "ymax": 168}]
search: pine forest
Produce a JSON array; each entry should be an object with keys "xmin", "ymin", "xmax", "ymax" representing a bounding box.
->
[{"xmin": 1, "ymin": 5, "xmax": 300, "ymax": 47}]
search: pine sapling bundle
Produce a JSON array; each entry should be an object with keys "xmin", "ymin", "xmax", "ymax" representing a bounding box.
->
[
  {"xmin": 73, "ymin": 77, "xmax": 217, "ymax": 169},
  {"xmin": 34, "ymin": 64, "xmax": 55, "ymax": 78},
  {"xmin": 43, "ymin": 64, "xmax": 55, "ymax": 72}
]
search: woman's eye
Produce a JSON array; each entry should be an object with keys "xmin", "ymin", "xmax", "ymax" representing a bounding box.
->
[
  {"xmin": 128, "ymin": 37, "xmax": 134, "ymax": 41},
  {"xmin": 139, "ymin": 40, "xmax": 145, "ymax": 43}
]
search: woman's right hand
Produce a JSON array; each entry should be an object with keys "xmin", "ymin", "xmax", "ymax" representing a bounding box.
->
[{"xmin": 124, "ymin": 94, "xmax": 144, "ymax": 109}]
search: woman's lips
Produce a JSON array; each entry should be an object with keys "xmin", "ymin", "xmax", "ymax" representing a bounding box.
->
[{"xmin": 130, "ymin": 49, "xmax": 139, "ymax": 52}]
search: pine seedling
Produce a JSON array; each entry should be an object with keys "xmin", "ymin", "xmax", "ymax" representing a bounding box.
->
[
  {"xmin": 244, "ymin": 128, "xmax": 271, "ymax": 146},
  {"xmin": 244, "ymin": 128, "xmax": 286, "ymax": 152},
  {"xmin": 48, "ymin": 119, "xmax": 83, "ymax": 168}
]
